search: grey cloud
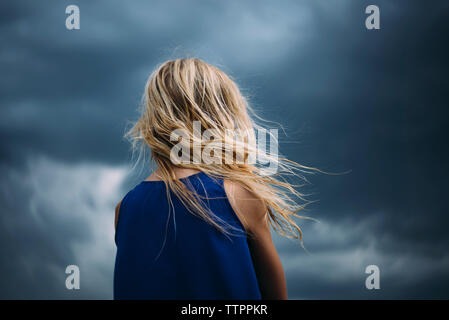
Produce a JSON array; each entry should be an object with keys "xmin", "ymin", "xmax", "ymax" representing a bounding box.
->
[
  {"xmin": 1, "ymin": 0, "xmax": 448, "ymax": 298},
  {"xmin": 0, "ymin": 157, "xmax": 126, "ymax": 299}
]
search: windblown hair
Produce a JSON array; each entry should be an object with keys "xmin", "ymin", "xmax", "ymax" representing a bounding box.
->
[{"xmin": 125, "ymin": 58, "xmax": 317, "ymax": 244}]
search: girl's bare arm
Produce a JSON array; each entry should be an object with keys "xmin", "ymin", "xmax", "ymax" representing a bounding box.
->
[{"xmin": 224, "ymin": 180, "xmax": 288, "ymax": 300}]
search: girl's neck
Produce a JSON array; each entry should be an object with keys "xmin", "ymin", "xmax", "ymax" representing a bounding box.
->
[{"xmin": 145, "ymin": 167, "xmax": 201, "ymax": 182}]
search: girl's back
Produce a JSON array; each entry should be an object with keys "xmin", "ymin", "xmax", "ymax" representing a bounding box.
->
[
  {"xmin": 113, "ymin": 171, "xmax": 262, "ymax": 299},
  {"xmin": 115, "ymin": 58, "xmax": 311, "ymax": 299}
]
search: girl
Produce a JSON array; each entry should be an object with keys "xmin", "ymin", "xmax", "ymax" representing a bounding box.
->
[{"xmin": 114, "ymin": 58, "xmax": 314, "ymax": 300}]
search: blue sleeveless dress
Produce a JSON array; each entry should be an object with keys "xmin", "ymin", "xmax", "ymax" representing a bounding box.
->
[{"xmin": 113, "ymin": 171, "xmax": 262, "ymax": 299}]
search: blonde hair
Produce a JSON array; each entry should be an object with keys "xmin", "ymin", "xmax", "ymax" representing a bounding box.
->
[{"xmin": 125, "ymin": 58, "xmax": 318, "ymax": 244}]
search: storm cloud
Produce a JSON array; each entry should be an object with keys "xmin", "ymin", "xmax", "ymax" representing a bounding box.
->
[{"xmin": 0, "ymin": 0, "xmax": 448, "ymax": 299}]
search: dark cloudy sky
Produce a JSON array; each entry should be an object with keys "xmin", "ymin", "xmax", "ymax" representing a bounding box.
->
[{"xmin": 1, "ymin": 0, "xmax": 448, "ymax": 299}]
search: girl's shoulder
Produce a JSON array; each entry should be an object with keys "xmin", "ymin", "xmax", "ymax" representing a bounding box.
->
[{"xmin": 222, "ymin": 179, "xmax": 267, "ymax": 234}]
